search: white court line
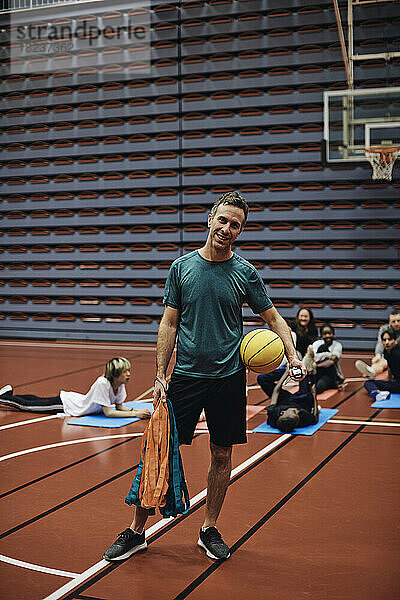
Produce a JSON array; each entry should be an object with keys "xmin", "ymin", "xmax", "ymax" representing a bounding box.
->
[
  {"xmin": 329, "ymin": 419, "xmax": 400, "ymax": 428},
  {"xmin": 343, "ymin": 354, "xmax": 374, "ymax": 359},
  {"xmin": 194, "ymin": 429, "xmax": 255, "ymax": 435},
  {"xmin": 0, "ymin": 554, "xmax": 78, "ymax": 579},
  {"xmin": 42, "ymin": 433, "xmax": 290, "ymax": 600},
  {"xmin": 0, "ymin": 340, "xmax": 157, "ymax": 351},
  {"xmin": 0, "ymin": 415, "xmax": 59, "ymax": 431},
  {"xmin": 0, "ymin": 433, "xmax": 142, "ymax": 463}
]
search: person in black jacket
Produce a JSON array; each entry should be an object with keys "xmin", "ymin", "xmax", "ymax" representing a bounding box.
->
[
  {"xmin": 364, "ymin": 328, "xmax": 400, "ymax": 402},
  {"xmin": 312, "ymin": 323, "xmax": 344, "ymax": 394},
  {"xmin": 289, "ymin": 308, "xmax": 318, "ymax": 359}
]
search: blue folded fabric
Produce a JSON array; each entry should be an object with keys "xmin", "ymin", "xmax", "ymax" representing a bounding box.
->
[
  {"xmin": 161, "ymin": 399, "xmax": 190, "ymax": 518},
  {"xmin": 125, "ymin": 398, "xmax": 190, "ymax": 518},
  {"xmin": 253, "ymin": 408, "xmax": 338, "ymax": 436},
  {"xmin": 371, "ymin": 393, "xmax": 400, "ymax": 408},
  {"xmin": 67, "ymin": 402, "xmax": 153, "ymax": 428}
]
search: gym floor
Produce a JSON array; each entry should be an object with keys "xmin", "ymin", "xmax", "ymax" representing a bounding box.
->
[{"xmin": 0, "ymin": 339, "xmax": 399, "ymax": 600}]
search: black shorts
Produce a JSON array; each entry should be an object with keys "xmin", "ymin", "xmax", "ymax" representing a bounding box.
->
[{"xmin": 167, "ymin": 369, "xmax": 247, "ymax": 447}]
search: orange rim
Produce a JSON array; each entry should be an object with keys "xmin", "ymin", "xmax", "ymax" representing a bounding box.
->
[
  {"xmin": 365, "ymin": 146, "xmax": 399, "ymax": 164},
  {"xmin": 365, "ymin": 145, "xmax": 399, "ymax": 156}
]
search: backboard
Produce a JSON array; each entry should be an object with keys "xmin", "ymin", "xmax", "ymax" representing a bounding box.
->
[{"xmin": 323, "ymin": 86, "xmax": 400, "ymax": 163}]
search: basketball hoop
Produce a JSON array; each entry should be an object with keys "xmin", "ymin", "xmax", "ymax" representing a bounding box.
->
[{"xmin": 364, "ymin": 145, "xmax": 399, "ymax": 181}]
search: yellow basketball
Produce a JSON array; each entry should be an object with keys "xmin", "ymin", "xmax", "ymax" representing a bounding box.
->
[{"xmin": 240, "ymin": 329, "xmax": 285, "ymax": 374}]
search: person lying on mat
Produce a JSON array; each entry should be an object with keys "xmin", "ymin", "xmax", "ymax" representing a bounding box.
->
[
  {"xmin": 0, "ymin": 357, "xmax": 151, "ymax": 419},
  {"xmin": 355, "ymin": 310, "xmax": 400, "ymax": 380},
  {"xmin": 312, "ymin": 323, "xmax": 344, "ymax": 394},
  {"xmin": 266, "ymin": 346, "xmax": 319, "ymax": 433},
  {"xmin": 364, "ymin": 328, "xmax": 400, "ymax": 402}
]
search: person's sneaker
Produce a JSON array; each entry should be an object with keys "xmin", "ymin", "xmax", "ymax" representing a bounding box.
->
[
  {"xmin": 198, "ymin": 527, "xmax": 230, "ymax": 560},
  {"xmin": 355, "ymin": 360, "xmax": 376, "ymax": 379},
  {"xmin": 375, "ymin": 391, "xmax": 390, "ymax": 402},
  {"xmin": 0, "ymin": 385, "xmax": 12, "ymax": 397},
  {"xmin": 303, "ymin": 346, "xmax": 316, "ymax": 375},
  {"xmin": 283, "ymin": 379, "xmax": 297, "ymax": 388},
  {"xmin": 103, "ymin": 528, "xmax": 147, "ymax": 561}
]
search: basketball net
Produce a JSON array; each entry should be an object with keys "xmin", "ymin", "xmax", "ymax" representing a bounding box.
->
[{"xmin": 364, "ymin": 145, "xmax": 399, "ymax": 181}]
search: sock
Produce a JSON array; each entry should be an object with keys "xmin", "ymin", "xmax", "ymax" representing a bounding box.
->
[{"xmin": 375, "ymin": 391, "xmax": 390, "ymax": 402}]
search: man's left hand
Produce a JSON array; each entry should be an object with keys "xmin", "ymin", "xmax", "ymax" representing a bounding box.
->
[{"xmin": 288, "ymin": 358, "xmax": 306, "ymax": 381}]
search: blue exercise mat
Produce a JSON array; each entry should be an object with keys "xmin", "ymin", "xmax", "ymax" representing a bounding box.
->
[
  {"xmin": 252, "ymin": 408, "xmax": 338, "ymax": 436},
  {"xmin": 67, "ymin": 402, "xmax": 153, "ymax": 428},
  {"xmin": 371, "ymin": 393, "xmax": 400, "ymax": 409}
]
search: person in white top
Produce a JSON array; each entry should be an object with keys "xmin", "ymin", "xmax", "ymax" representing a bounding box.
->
[
  {"xmin": 312, "ymin": 323, "xmax": 344, "ymax": 394},
  {"xmin": 0, "ymin": 357, "xmax": 151, "ymax": 420},
  {"xmin": 355, "ymin": 310, "xmax": 400, "ymax": 379}
]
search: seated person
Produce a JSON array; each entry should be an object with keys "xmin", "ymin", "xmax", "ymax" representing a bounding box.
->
[
  {"xmin": 312, "ymin": 323, "xmax": 344, "ymax": 394},
  {"xmin": 356, "ymin": 310, "xmax": 400, "ymax": 379},
  {"xmin": 289, "ymin": 307, "xmax": 318, "ymax": 359},
  {"xmin": 266, "ymin": 347, "xmax": 319, "ymax": 433},
  {"xmin": 364, "ymin": 327, "xmax": 400, "ymax": 402},
  {"xmin": 0, "ymin": 357, "xmax": 151, "ymax": 420}
]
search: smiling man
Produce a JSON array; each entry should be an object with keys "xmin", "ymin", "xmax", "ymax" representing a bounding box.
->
[{"xmin": 104, "ymin": 191, "xmax": 304, "ymax": 563}]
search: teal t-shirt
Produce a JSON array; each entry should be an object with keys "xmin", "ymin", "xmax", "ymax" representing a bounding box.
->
[{"xmin": 163, "ymin": 251, "xmax": 273, "ymax": 378}]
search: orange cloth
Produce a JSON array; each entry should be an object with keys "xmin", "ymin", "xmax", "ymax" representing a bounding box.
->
[{"xmin": 138, "ymin": 400, "xmax": 170, "ymax": 509}]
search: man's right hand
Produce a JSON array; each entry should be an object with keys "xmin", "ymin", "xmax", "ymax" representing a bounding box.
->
[{"xmin": 153, "ymin": 376, "xmax": 167, "ymax": 407}]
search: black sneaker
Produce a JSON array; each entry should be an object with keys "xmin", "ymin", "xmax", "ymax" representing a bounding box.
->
[
  {"xmin": 198, "ymin": 527, "xmax": 230, "ymax": 560},
  {"xmin": 0, "ymin": 385, "xmax": 12, "ymax": 397},
  {"xmin": 103, "ymin": 528, "xmax": 147, "ymax": 561}
]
